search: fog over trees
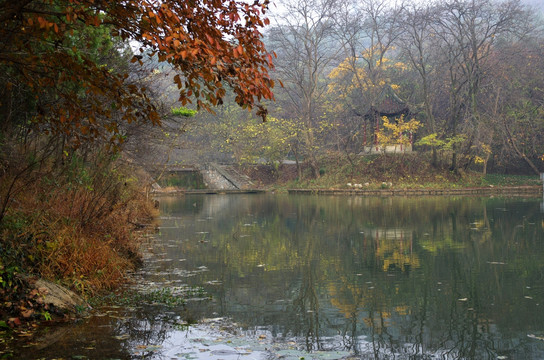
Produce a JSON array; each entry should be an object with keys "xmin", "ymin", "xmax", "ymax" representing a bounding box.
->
[{"xmin": 181, "ymin": 0, "xmax": 544, "ymax": 176}]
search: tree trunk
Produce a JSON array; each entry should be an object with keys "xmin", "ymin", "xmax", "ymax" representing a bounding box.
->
[
  {"xmin": 450, "ymin": 150, "xmax": 458, "ymax": 173},
  {"xmin": 308, "ymin": 155, "xmax": 320, "ymax": 179},
  {"xmin": 294, "ymin": 147, "xmax": 302, "ymax": 180},
  {"xmin": 432, "ymin": 148, "xmax": 438, "ymax": 168},
  {"xmin": 504, "ymin": 123, "xmax": 540, "ymax": 175},
  {"xmin": 483, "ymin": 155, "xmax": 489, "ymax": 175}
]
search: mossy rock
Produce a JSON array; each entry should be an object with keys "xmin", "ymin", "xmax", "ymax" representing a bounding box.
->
[{"xmin": 34, "ymin": 279, "xmax": 89, "ymax": 314}]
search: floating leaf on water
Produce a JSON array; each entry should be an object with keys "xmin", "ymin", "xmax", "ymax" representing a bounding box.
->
[
  {"xmin": 175, "ymin": 353, "xmax": 195, "ymax": 358},
  {"xmin": 202, "ymin": 317, "xmax": 227, "ymax": 323},
  {"xmin": 314, "ymin": 351, "xmax": 353, "ymax": 359},
  {"xmin": 211, "ymin": 349, "xmax": 241, "ymax": 356},
  {"xmin": 528, "ymin": 334, "xmax": 544, "ymax": 341},
  {"xmin": 205, "ymin": 280, "xmax": 222, "ymax": 285},
  {"xmin": 276, "ymin": 349, "xmax": 306, "ymax": 357},
  {"xmin": 142, "ymin": 345, "xmax": 162, "ymax": 352}
]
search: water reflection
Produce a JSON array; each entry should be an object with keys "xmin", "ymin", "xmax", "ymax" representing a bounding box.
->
[
  {"xmin": 11, "ymin": 194, "xmax": 544, "ymax": 359},
  {"xmin": 158, "ymin": 194, "xmax": 544, "ymax": 359}
]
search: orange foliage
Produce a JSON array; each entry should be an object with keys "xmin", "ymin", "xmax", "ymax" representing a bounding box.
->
[
  {"xmin": 3, "ymin": 164, "xmax": 159, "ymax": 295},
  {"xmin": 0, "ymin": 0, "xmax": 275, "ymax": 146}
]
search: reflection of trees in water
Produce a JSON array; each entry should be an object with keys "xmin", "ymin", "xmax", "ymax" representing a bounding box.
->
[
  {"xmin": 291, "ymin": 257, "xmax": 322, "ymax": 351},
  {"xmin": 17, "ymin": 196, "xmax": 544, "ymax": 359},
  {"xmin": 372, "ymin": 228, "xmax": 419, "ymax": 272},
  {"xmin": 18, "ymin": 305, "xmax": 188, "ymax": 359},
  {"xmin": 157, "ymin": 195, "xmax": 544, "ymax": 359},
  {"xmin": 284, "ymin": 200, "xmax": 323, "ymax": 351},
  {"xmin": 112, "ymin": 306, "xmax": 184, "ymax": 357},
  {"xmin": 303, "ymin": 197, "xmax": 544, "ymax": 358}
]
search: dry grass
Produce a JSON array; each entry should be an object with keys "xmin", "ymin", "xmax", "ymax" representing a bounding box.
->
[
  {"xmin": 36, "ymin": 190, "xmax": 156, "ymax": 295},
  {"xmin": 1, "ymin": 154, "xmax": 158, "ymax": 298}
]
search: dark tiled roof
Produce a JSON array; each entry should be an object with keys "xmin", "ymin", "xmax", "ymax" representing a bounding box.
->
[{"xmin": 369, "ymin": 85, "xmax": 409, "ymax": 116}]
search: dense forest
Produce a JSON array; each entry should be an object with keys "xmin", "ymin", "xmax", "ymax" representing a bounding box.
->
[{"xmin": 162, "ymin": 0, "xmax": 544, "ymax": 178}]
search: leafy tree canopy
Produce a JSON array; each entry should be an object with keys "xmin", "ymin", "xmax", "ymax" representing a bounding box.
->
[{"xmin": 0, "ymin": 0, "xmax": 275, "ymax": 147}]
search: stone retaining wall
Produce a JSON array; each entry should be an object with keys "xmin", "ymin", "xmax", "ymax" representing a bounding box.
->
[{"xmin": 288, "ymin": 186, "xmax": 542, "ymax": 196}]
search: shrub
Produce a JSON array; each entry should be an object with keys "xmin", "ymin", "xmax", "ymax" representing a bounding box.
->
[{"xmin": 0, "ymin": 147, "xmax": 157, "ymax": 297}]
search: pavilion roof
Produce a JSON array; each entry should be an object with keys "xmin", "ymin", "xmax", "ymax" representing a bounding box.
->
[{"xmin": 368, "ymin": 85, "xmax": 409, "ymax": 117}]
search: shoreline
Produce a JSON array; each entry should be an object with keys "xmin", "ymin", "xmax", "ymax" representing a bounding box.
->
[
  {"xmin": 287, "ymin": 185, "xmax": 542, "ymax": 196},
  {"xmin": 152, "ymin": 185, "xmax": 542, "ymax": 197}
]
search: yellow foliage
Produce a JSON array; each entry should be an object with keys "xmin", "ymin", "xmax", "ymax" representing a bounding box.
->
[
  {"xmin": 327, "ymin": 52, "xmax": 408, "ymax": 100},
  {"xmin": 377, "ymin": 115, "xmax": 422, "ymax": 146},
  {"xmin": 474, "ymin": 156, "xmax": 485, "ymax": 164},
  {"xmin": 472, "ymin": 143, "xmax": 492, "ymax": 165},
  {"xmin": 214, "ymin": 115, "xmax": 300, "ymax": 165},
  {"xmin": 375, "ymin": 57, "xmax": 390, "ymax": 66}
]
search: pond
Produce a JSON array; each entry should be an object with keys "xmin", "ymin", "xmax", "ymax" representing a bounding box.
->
[{"xmin": 10, "ymin": 194, "xmax": 544, "ymax": 359}]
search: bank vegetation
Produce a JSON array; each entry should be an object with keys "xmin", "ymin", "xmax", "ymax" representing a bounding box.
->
[{"xmin": 0, "ymin": 0, "xmax": 273, "ymax": 328}]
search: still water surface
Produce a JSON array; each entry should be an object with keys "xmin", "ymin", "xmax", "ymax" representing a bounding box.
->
[{"xmin": 14, "ymin": 194, "xmax": 544, "ymax": 359}]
